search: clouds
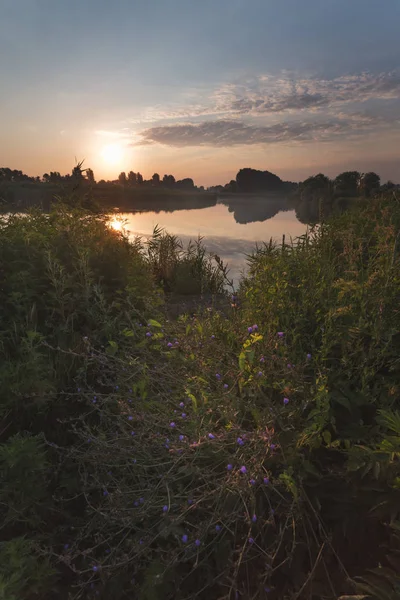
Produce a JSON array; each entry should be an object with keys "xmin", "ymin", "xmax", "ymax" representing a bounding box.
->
[
  {"xmin": 134, "ymin": 70, "xmax": 400, "ymax": 148},
  {"xmin": 137, "ymin": 115, "xmax": 386, "ymax": 148}
]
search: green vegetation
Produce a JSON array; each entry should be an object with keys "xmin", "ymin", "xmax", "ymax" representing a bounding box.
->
[{"xmin": 1, "ymin": 191, "xmax": 400, "ymax": 599}]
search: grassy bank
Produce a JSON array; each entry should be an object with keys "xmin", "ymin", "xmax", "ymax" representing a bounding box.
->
[{"xmin": 1, "ymin": 193, "xmax": 400, "ymax": 599}]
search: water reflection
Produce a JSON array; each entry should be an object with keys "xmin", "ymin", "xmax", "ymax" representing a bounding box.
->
[{"xmin": 110, "ymin": 197, "xmax": 307, "ymax": 285}]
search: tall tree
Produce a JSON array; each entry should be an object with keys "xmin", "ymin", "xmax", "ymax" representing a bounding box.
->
[
  {"xmin": 86, "ymin": 168, "xmax": 95, "ymax": 184},
  {"xmin": 334, "ymin": 171, "xmax": 361, "ymax": 197},
  {"xmin": 360, "ymin": 172, "xmax": 380, "ymax": 197},
  {"xmin": 162, "ymin": 174, "xmax": 175, "ymax": 188},
  {"xmin": 136, "ymin": 172, "xmax": 143, "ymax": 185},
  {"xmin": 152, "ymin": 173, "xmax": 160, "ymax": 186},
  {"xmin": 127, "ymin": 171, "xmax": 137, "ymax": 185},
  {"xmin": 118, "ymin": 172, "xmax": 127, "ymax": 185}
]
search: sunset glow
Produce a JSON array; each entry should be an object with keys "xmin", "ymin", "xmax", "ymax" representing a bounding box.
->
[{"xmin": 101, "ymin": 144, "xmax": 124, "ymax": 167}]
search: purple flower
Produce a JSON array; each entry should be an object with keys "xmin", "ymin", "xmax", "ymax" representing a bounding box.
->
[
  {"xmin": 134, "ymin": 501, "xmax": 139, "ymax": 507},
  {"xmin": 252, "ymin": 514, "xmax": 257, "ymax": 522},
  {"xmin": 283, "ymin": 397, "xmax": 290, "ymax": 405},
  {"xmin": 165, "ymin": 444, "xmax": 170, "ymax": 449},
  {"xmin": 247, "ymin": 326, "xmax": 253, "ymax": 333},
  {"xmin": 188, "ymin": 499, "xmax": 194, "ymax": 505},
  {"xmin": 115, "ymin": 385, "xmax": 119, "ymax": 390},
  {"xmin": 237, "ymin": 437, "xmax": 244, "ymax": 446},
  {"xmin": 269, "ymin": 443, "xmax": 276, "ymax": 450},
  {"xmin": 182, "ymin": 534, "xmax": 188, "ymax": 543},
  {"xmin": 264, "ymin": 587, "xmax": 271, "ymax": 593},
  {"xmin": 131, "ymin": 431, "xmax": 135, "ymax": 436},
  {"xmin": 223, "ymin": 383, "xmax": 229, "ymax": 389},
  {"xmin": 63, "ymin": 544, "xmax": 69, "ymax": 550},
  {"xmin": 263, "ymin": 477, "xmax": 270, "ymax": 485},
  {"xmin": 167, "ymin": 342, "xmax": 173, "ymax": 348},
  {"xmin": 92, "ymin": 565, "xmax": 99, "ymax": 572},
  {"xmin": 92, "ymin": 398, "xmax": 97, "ymax": 403},
  {"xmin": 287, "ymin": 363, "xmax": 292, "ymax": 369},
  {"xmin": 77, "ymin": 388, "xmax": 81, "ymax": 392},
  {"xmin": 248, "ymin": 537, "xmax": 254, "ymax": 544},
  {"xmin": 277, "ymin": 332, "xmax": 284, "ymax": 338},
  {"xmin": 227, "ymin": 464, "xmax": 233, "ymax": 471},
  {"xmin": 252, "ymin": 324, "xmax": 258, "ymax": 331},
  {"xmin": 170, "ymin": 422, "xmax": 176, "ymax": 428},
  {"xmin": 249, "ymin": 478, "xmax": 256, "ymax": 486},
  {"xmin": 216, "ymin": 373, "xmax": 221, "ymax": 380},
  {"xmin": 128, "ymin": 416, "xmax": 133, "ymax": 421},
  {"xmin": 260, "ymin": 356, "xmax": 265, "ymax": 363},
  {"xmin": 195, "ymin": 539, "xmax": 201, "ymax": 547},
  {"xmin": 257, "ymin": 371, "xmax": 263, "ymax": 377},
  {"xmin": 139, "ymin": 497, "xmax": 144, "ymax": 504},
  {"xmin": 307, "ymin": 353, "xmax": 312, "ymax": 360},
  {"xmin": 215, "ymin": 525, "xmax": 221, "ymax": 532},
  {"xmin": 240, "ymin": 466, "xmax": 247, "ymax": 474},
  {"xmin": 179, "ymin": 435, "xmax": 185, "ymax": 441},
  {"xmin": 163, "ymin": 505, "xmax": 168, "ymax": 512},
  {"xmin": 103, "ymin": 490, "xmax": 108, "ymax": 496},
  {"xmin": 146, "ymin": 332, "xmax": 152, "ymax": 337},
  {"xmin": 208, "ymin": 433, "xmax": 215, "ymax": 439},
  {"xmin": 179, "ymin": 402, "xmax": 185, "ymax": 408},
  {"xmin": 211, "ymin": 335, "xmax": 215, "ymax": 339},
  {"xmin": 181, "ymin": 413, "xmax": 186, "ymax": 418}
]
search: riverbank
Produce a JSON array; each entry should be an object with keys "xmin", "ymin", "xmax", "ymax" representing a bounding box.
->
[{"xmin": 1, "ymin": 192, "xmax": 400, "ymax": 599}]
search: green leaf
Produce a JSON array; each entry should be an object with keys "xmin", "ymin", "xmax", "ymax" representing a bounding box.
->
[
  {"xmin": 148, "ymin": 319, "xmax": 162, "ymax": 328},
  {"xmin": 187, "ymin": 393, "xmax": 198, "ymax": 412},
  {"xmin": 239, "ymin": 351, "xmax": 246, "ymax": 371},
  {"xmin": 322, "ymin": 430, "xmax": 331, "ymax": 445}
]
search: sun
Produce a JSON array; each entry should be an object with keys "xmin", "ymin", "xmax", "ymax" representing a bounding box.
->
[
  {"xmin": 109, "ymin": 218, "xmax": 123, "ymax": 232},
  {"xmin": 101, "ymin": 143, "xmax": 124, "ymax": 166}
]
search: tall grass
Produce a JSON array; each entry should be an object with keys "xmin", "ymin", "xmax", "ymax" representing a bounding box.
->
[{"xmin": 1, "ymin": 193, "xmax": 400, "ymax": 599}]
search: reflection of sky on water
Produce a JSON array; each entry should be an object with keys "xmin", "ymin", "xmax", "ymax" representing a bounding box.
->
[{"xmin": 110, "ymin": 203, "xmax": 307, "ymax": 286}]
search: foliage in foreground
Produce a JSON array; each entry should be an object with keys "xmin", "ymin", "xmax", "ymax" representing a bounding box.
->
[{"xmin": 1, "ymin": 194, "xmax": 400, "ymax": 599}]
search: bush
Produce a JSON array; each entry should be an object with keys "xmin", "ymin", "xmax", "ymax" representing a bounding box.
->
[{"xmin": 1, "ymin": 193, "xmax": 400, "ymax": 598}]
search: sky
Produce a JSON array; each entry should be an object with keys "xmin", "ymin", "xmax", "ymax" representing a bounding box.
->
[{"xmin": 1, "ymin": 0, "xmax": 400, "ymax": 186}]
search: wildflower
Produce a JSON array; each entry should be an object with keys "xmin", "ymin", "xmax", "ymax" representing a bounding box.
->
[
  {"xmin": 215, "ymin": 525, "xmax": 221, "ymax": 532},
  {"xmin": 307, "ymin": 353, "xmax": 312, "ymax": 360},
  {"xmin": 252, "ymin": 324, "xmax": 258, "ymax": 331},
  {"xmin": 277, "ymin": 332, "xmax": 284, "ymax": 338},
  {"xmin": 223, "ymin": 383, "xmax": 229, "ymax": 389},
  {"xmin": 188, "ymin": 499, "xmax": 194, "ymax": 505},
  {"xmin": 269, "ymin": 443, "xmax": 276, "ymax": 450},
  {"xmin": 139, "ymin": 498, "xmax": 144, "ymax": 504},
  {"xmin": 92, "ymin": 398, "xmax": 97, "ymax": 403},
  {"xmin": 227, "ymin": 464, "xmax": 233, "ymax": 471},
  {"xmin": 170, "ymin": 422, "xmax": 176, "ymax": 428},
  {"xmin": 181, "ymin": 413, "xmax": 186, "ymax": 418},
  {"xmin": 252, "ymin": 514, "xmax": 257, "ymax": 522},
  {"xmin": 167, "ymin": 342, "xmax": 173, "ymax": 348},
  {"xmin": 264, "ymin": 586, "xmax": 271, "ymax": 592},
  {"xmin": 165, "ymin": 444, "xmax": 170, "ymax": 449},
  {"xmin": 134, "ymin": 501, "xmax": 139, "ymax": 507},
  {"xmin": 260, "ymin": 356, "xmax": 265, "ymax": 362},
  {"xmin": 115, "ymin": 385, "xmax": 119, "ymax": 390},
  {"xmin": 146, "ymin": 332, "xmax": 152, "ymax": 337},
  {"xmin": 64, "ymin": 544, "xmax": 69, "ymax": 550},
  {"xmin": 77, "ymin": 388, "xmax": 81, "ymax": 392},
  {"xmin": 250, "ymin": 478, "xmax": 256, "ymax": 485},
  {"xmin": 283, "ymin": 397, "xmax": 289, "ymax": 405},
  {"xmin": 132, "ymin": 458, "xmax": 137, "ymax": 463},
  {"xmin": 105, "ymin": 549, "xmax": 110, "ymax": 554},
  {"xmin": 131, "ymin": 431, "xmax": 135, "ymax": 436},
  {"xmin": 103, "ymin": 490, "xmax": 108, "ymax": 496},
  {"xmin": 263, "ymin": 477, "xmax": 270, "ymax": 485},
  {"xmin": 195, "ymin": 539, "xmax": 201, "ymax": 547},
  {"xmin": 287, "ymin": 363, "xmax": 292, "ymax": 369},
  {"xmin": 216, "ymin": 373, "xmax": 221, "ymax": 380},
  {"xmin": 208, "ymin": 433, "xmax": 215, "ymax": 439},
  {"xmin": 237, "ymin": 437, "xmax": 244, "ymax": 446},
  {"xmin": 247, "ymin": 326, "xmax": 253, "ymax": 333},
  {"xmin": 92, "ymin": 565, "xmax": 99, "ymax": 572},
  {"xmin": 163, "ymin": 505, "xmax": 168, "ymax": 512},
  {"xmin": 257, "ymin": 371, "xmax": 263, "ymax": 377},
  {"xmin": 182, "ymin": 534, "xmax": 188, "ymax": 543},
  {"xmin": 128, "ymin": 416, "xmax": 133, "ymax": 421},
  {"xmin": 240, "ymin": 466, "xmax": 247, "ymax": 474},
  {"xmin": 248, "ymin": 537, "xmax": 254, "ymax": 544},
  {"xmin": 179, "ymin": 435, "xmax": 184, "ymax": 441},
  {"xmin": 211, "ymin": 335, "xmax": 215, "ymax": 339},
  {"xmin": 179, "ymin": 402, "xmax": 185, "ymax": 408},
  {"xmin": 139, "ymin": 538, "xmax": 143, "ymax": 544}
]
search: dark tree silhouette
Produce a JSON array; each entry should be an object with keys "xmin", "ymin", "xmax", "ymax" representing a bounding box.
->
[
  {"xmin": 86, "ymin": 168, "xmax": 95, "ymax": 184},
  {"xmin": 334, "ymin": 171, "xmax": 361, "ymax": 197},
  {"xmin": 118, "ymin": 172, "xmax": 127, "ymax": 185},
  {"xmin": 137, "ymin": 172, "xmax": 143, "ymax": 185},
  {"xmin": 360, "ymin": 172, "xmax": 380, "ymax": 197},
  {"xmin": 162, "ymin": 174, "xmax": 175, "ymax": 188},
  {"xmin": 236, "ymin": 168, "xmax": 283, "ymax": 193},
  {"xmin": 127, "ymin": 171, "xmax": 137, "ymax": 185},
  {"xmin": 152, "ymin": 173, "xmax": 160, "ymax": 186}
]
